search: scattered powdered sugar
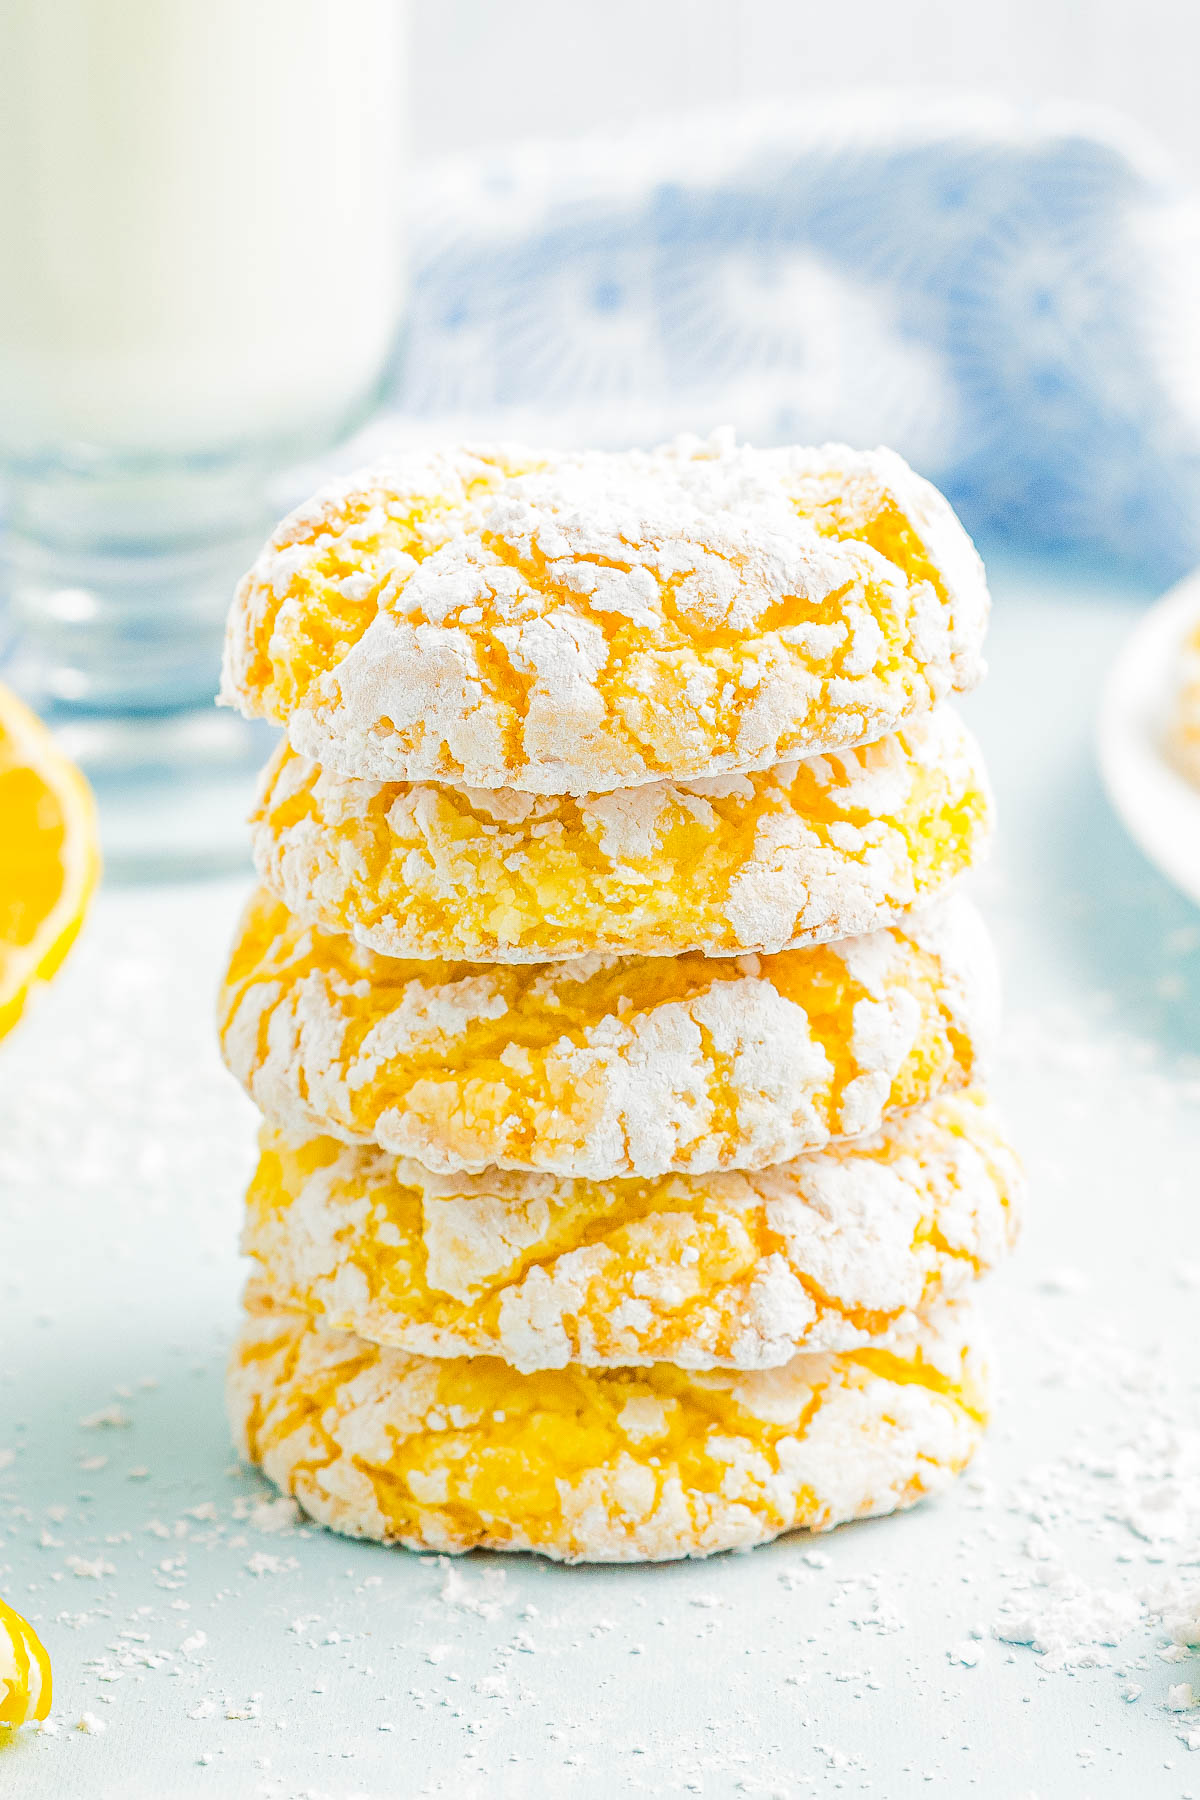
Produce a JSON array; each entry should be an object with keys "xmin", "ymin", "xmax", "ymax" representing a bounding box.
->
[
  {"xmin": 241, "ymin": 1496, "xmax": 302, "ymax": 1535},
  {"xmin": 436, "ymin": 1562, "xmax": 510, "ymax": 1620},
  {"xmin": 958, "ymin": 974, "xmax": 1200, "ymax": 1763},
  {"xmin": 987, "ymin": 1327, "xmax": 1200, "ymax": 1681},
  {"xmin": 993, "ymin": 1557, "xmax": 1143, "ymax": 1670}
]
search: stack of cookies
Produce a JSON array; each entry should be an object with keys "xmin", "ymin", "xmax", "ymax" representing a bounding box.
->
[{"xmin": 216, "ymin": 434, "xmax": 1022, "ymax": 1563}]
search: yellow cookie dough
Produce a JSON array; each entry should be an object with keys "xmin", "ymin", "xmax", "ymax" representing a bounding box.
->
[
  {"xmin": 220, "ymin": 890, "xmax": 996, "ymax": 1178},
  {"xmin": 220, "ymin": 435, "xmax": 988, "ymax": 793},
  {"xmin": 242, "ymin": 1089, "xmax": 1021, "ymax": 1371},
  {"xmin": 252, "ymin": 707, "xmax": 990, "ymax": 963},
  {"xmin": 229, "ymin": 1296, "xmax": 986, "ymax": 1562}
]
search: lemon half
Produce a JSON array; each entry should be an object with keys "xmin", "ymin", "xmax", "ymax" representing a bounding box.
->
[
  {"xmin": 0, "ymin": 1595, "xmax": 51, "ymax": 1729},
  {"xmin": 0, "ymin": 685, "xmax": 99, "ymax": 1040}
]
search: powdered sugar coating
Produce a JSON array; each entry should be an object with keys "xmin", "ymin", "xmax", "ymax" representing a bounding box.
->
[
  {"xmin": 252, "ymin": 707, "xmax": 990, "ymax": 962},
  {"xmin": 241, "ymin": 1089, "xmax": 1020, "ymax": 1372},
  {"xmin": 220, "ymin": 435, "xmax": 989, "ymax": 793},
  {"xmin": 227, "ymin": 1297, "xmax": 987, "ymax": 1562},
  {"xmin": 219, "ymin": 890, "xmax": 998, "ymax": 1179}
]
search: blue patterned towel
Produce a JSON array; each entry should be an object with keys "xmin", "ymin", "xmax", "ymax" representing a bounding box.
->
[{"xmin": 393, "ymin": 96, "xmax": 1200, "ymax": 582}]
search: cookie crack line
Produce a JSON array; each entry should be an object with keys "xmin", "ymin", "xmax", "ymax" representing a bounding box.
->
[{"xmin": 220, "ymin": 435, "xmax": 989, "ymax": 794}]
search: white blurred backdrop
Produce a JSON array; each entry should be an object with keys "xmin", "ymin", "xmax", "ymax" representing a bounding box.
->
[{"xmin": 412, "ymin": 0, "xmax": 1200, "ymax": 177}]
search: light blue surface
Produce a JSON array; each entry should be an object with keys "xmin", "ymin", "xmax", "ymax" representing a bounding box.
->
[{"xmin": 3, "ymin": 553, "xmax": 1200, "ymax": 1799}]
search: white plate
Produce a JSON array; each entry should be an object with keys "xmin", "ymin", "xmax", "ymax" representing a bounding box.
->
[{"xmin": 1098, "ymin": 570, "xmax": 1200, "ymax": 907}]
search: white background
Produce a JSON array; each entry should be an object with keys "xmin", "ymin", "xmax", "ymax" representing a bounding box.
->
[{"xmin": 411, "ymin": 0, "xmax": 1200, "ymax": 179}]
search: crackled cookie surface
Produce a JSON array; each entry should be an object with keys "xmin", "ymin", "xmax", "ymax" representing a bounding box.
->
[
  {"xmin": 220, "ymin": 890, "xmax": 996, "ymax": 1178},
  {"xmin": 229, "ymin": 1298, "xmax": 986, "ymax": 1561},
  {"xmin": 220, "ymin": 435, "xmax": 988, "ymax": 792},
  {"xmin": 253, "ymin": 707, "xmax": 990, "ymax": 962},
  {"xmin": 242, "ymin": 1089, "xmax": 1021, "ymax": 1371}
]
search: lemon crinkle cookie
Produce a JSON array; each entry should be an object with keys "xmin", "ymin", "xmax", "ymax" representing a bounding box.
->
[
  {"xmin": 242, "ymin": 1089, "xmax": 1021, "ymax": 1372},
  {"xmin": 253, "ymin": 707, "xmax": 989, "ymax": 963},
  {"xmin": 229, "ymin": 1296, "xmax": 986, "ymax": 1562},
  {"xmin": 220, "ymin": 890, "xmax": 997, "ymax": 1179},
  {"xmin": 220, "ymin": 435, "xmax": 989, "ymax": 793}
]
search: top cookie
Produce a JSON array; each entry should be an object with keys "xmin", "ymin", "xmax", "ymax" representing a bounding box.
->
[{"xmin": 220, "ymin": 434, "xmax": 989, "ymax": 793}]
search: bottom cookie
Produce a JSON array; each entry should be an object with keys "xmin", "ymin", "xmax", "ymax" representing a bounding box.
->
[{"xmin": 228, "ymin": 1298, "xmax": 987, "ymax": 1563}]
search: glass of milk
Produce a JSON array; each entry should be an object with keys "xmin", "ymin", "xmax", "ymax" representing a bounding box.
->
[{"xmin": 0, "ymin": 0, "xmax": 406, "ymax": 872}]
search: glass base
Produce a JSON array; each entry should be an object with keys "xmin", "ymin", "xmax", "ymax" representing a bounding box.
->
[
  {"xmin": 51, "ymin": 708, "xmax": 273, "ymax": 882},
  {"xmin": 1, "ymin": 456, "xmax": 276, "ymax": 878}
]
